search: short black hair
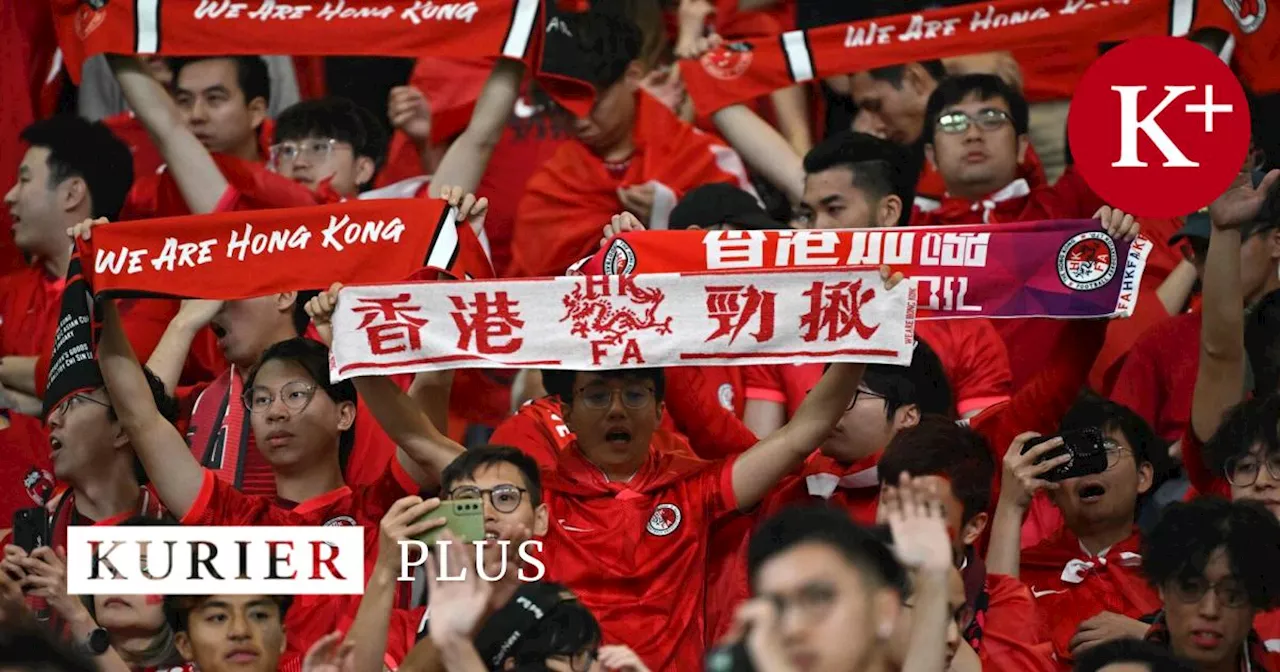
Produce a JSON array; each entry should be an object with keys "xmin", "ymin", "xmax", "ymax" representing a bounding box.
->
[
  {"xmin": 246, "ymin": 338, "xmax": 356, "ymax": 469},
  {"xmin": 442, "ymin": 445, "xmax": 543, "ymax": 508},
  {"xmin": 19, "ymin": 116, "xmax": 134, "ymax": 220},
  {"xmin": 866, "ymin": 61, "xmax": 948, "ymax": 88},
  {"xmin": 105, "ymin": 367, "xmax": 180, "ymax": 486},
  {"xmin": 1060, "ymin": 391, "xmax": 1176, "ymax": 481},
  {"xmin": 164, "ymin": 594, "xmax": 293, "ymax": 634},
  {"xmin": 292, "ymin": 290, "xmax": 319, "ymax": 337},
  {"xmin": 0, "ymin": 621, "xmax": 98, "ymax": 672},
  {"xmin": 273, "ymin": 97, "xmax": 389, "ymax": 183},
  {"xmin": 923, "ymin": 74, "xmax": 1030, "ymax": 145},
  {"xmin": 1246, "ymin": 289, "xmax": 1280, "ymax": 396},
  {"xmin": 542, "ymin": 368, "xmax": 666, "ymax": 405},
  {"xmin": 1072, "ymin": 638, "xmax": 1196, "ymax": 672},
  {"xmin": 1202, "ymin": 395, "xmax": 1280, "ymax": 477},
  {"xmin": 1143, "ymin": 498, "xmax": 1280, "ymax": 611},
  {"xmin": 803, "ymin": 130, "xmax": 917, "ymax": 225},
  {"xmin": 862, "ymin": 337, "xmax": 954, "ymax": 421},
  {"xmin": 567, "ymin": 7, "xmax": 643, "ymax": 91},
  {"xmin": 503, "ymin": 585, "xmax": 602, "ymax": 667},
  {"xmin": 748, "ymin": 506, "xmax": 905, "ymax": 593},
  {"xmin": 171, "ymin": 56, "xmax": 271, "ymax": 109},
  {"xmin": 877, "ymin": 416, "xmax": 994, "ymax": 524}
]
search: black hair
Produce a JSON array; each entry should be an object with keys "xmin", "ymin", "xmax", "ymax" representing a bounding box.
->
[
  {"xmin": 1202, "ymin": 395, "xmax": 1280, "ymax": 477},
  {"xmin": 877, "ymin": 415, "xmax": 994, "ymax": 524},
  {"xmin": 19, "ymin": 116, "xmax": 134, "ymax": 220},
  {"xmin": 803, "ymin": 130, "xmax": 917, "ymax": 226},
  {"xmin": 1060, "ymin": 391, "xmax": 1177, "ymax": 482},
  {"xmin": 442, "ymin": 445, "xmax": 544, "ymax": 508},
  {"xmin": 566, "ymin": 7, "xmax": 643, "ymax": 91},
  {"xmin": 164, "ymin": 594, "xmax": 293, "ymax": 634},
  {"xmin": 504, "ymin": 586, "xmax": 602, "ymax": 668},
  {"xmin": 1142, "ymin": 498, "xmax": 1280, "ymax": 611},
  {"xmin": 866, "ymin": 61, "xmax": 948, "ymax": 88},
  {"xmin": 0, "ymin": 621, "xmax": 98, "ymax": 672},
  {"xmin": 1073, "ymin": 638, "xmax": 1197, "ymax": 672},
  {"xmin": 541, "ymin": 368, "xmax": 666, "ymax": 405},
  {"xmin": 748, "ymin": 506, "xmax": 905, "ymax": 593},
  {"xmin": 273, "ymin": 97, "xmax": 389, "ymax": 184},
  {"xmin": 171, "ymin": 56, "xmax": 271, "ymax": 109},
  {"xmin": 105, "ymin": 367, "xmax": 180, "ymax": 487},
  {"xmin": 923, "ymin": 74, "xmax": 1030, "ymax": 145},
  {"xmin": 1246, "ymin": 289, "xmax": 1280, "ymax": 396},
  {"xmin": 246, "ymin": 337, "xmax": 357, "ymax": 469},
  {"xmin": 862, "ymin": 337, "xmax": 954, "ymax": 421},
  {"xmin": 292, "ymin": 290, "xmax": 319, "ymax": 337}
]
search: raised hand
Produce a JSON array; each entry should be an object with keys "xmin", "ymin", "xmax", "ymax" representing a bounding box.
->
[
  {"xmin": 883, "ymin": 473, "xmax": 953, "ymax": 572},
  {"xmin": 600, "ymin": 211, "xmax": 647, "ymax": 249},
  {"xmin": 1000, "ymin": 433, "xmax": 1069, "ymax": 509},
  {"xmin": 437, "ymin": 185, "xmax": 489, "ymax": 233},
  {"xmin": 880, "ymin": 264, "xmax": 906, "ymax": 291},
  {"xmin": 617, "ymin": 184, "xmax": 657, "ymax": 224},
  {"xmin": 1092, "ymin": 206, "xmax": 1140, "ymax": 241},
  {"xmin": 19, "ymin": 547, "xmax": 89, "ymax": 624},
  {"xmin": 388, "ymin": 85, "xmax": 433, "ymax": 146},
  {"xmin": 597, "ymin": 645, "xmax": 652, "ymax": 672},
  {"xmin": 377, "ymin": 496, "xmax": 446, "ymax": 570},
  {"xmin": 304, "ymin": 282, "xmax": 344, "ymax": 346},
  {"xmin": 1208, "ymin": 168, "xmax": 1280, "ymax": 230},
  {"xmin": 66, "ymin": 217, "xmax": 110, "ymax": 242},
  {"xmin": 175, "ymin": 299, "xmax": 224, "ymax": 331},
  {"xmin": 303, "ymin": 631, "xmax": 357, "ymax": 672},
  {"xmin": 427, "ymin": 529, "xmax": 493, "ymax": 641}
]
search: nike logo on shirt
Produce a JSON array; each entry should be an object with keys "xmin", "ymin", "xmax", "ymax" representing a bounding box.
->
[{"xmin": 1031, "ymin": 587, "xmax": 1068, "ymax": 598}]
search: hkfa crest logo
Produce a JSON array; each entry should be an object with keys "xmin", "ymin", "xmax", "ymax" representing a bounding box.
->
[
  {"xmin": 646, "ymin": 503, "xmax": 682, "ymax": 537},
  {"xmin": 717, "ymin": 383, "xmax": 735, "ymax": 412},
  {"xmin": 561, "ymin": 276, "xmax": 673, "ymax": 346},
  {"xmin": 76, "ymin": 0, "xmax": 109, "ymax": 39},
  {"xmin": 602, "ymin": 239, "xmax": 637, "ymax": 275},
  {"xmin": 1223, "ymin": 0, "xmax": 1267, "ymax": 32},
  {"xmin": 23, "ymin": 467, "xmax": 56, "ymax": 506},
  {"xmin": 1057, "ymin": 231, "xmax": 1118, "ymax": 292},
  {"xmin": 701, "ymin": 42, "xmax": 754, "ymax": 81},
  {"xmin": 325, "ymin": 516, "xmax": 358, "ymax": 526}
]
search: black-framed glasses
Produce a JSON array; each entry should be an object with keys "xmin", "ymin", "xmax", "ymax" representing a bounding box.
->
[
  {"xmin": 52, "ymin": 393, "xmax": 110, "ymax": 418},
  {"xmin": 1168, "ymin": 576, "xmax": 1249, "ymax": 608},
  {"xmin": 766, "ymin": 583, "xmax": 838, "ymax": 623},
  {"xmin": 1224, "ymin": 452, "xmax": 1280, "ymax": 487},
  {"xmin": 242, "ymin": 381, "xmax": 318, "ymax": 415},
  {"xmin": 269, "ymin": 138, "xmax": 338, "ymax": 167},
  {"xmin": 576, "ymin": 384, "xmax": 654, "ymax": 410},
  {"xmin": 447, "ymin": 485, "xmax": 528, "ymax": 514},
  {"xmin": 935, "ymin": 108, "xmax": 1012, "ymax": 135},
  {"xmin": 846, "ymin": 388, "xmax": 885, "ymax": 412}
]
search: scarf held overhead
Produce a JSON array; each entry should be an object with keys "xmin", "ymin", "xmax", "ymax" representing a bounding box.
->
[
  {"xmin": 43, "ymin": 254, "xmax": 105, "ymax": 418},
  {"xmin": 679, "ymin": 0, "xmax": 1230, "ymax": 115},
  {"xmin": 328, "ymin": 269, "xmax": 916, "ymax": 379},
  {"xmin": 576, "ymin": 221, "xmax": 1152, "ymax": 320},
  {"xmin": 77, "ymin": 199, "xmax": 470, "ymax": 300},
  {"xmin": 52, "ymin": 0, "xmax": 540, "ymax": 82}
]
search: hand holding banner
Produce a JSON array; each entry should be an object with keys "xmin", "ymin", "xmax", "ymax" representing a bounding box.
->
[{"xmin": 328, "ymin": 269, "xmax": 917, "ymax": 379}]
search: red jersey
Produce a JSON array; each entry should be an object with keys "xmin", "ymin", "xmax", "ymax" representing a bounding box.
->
[
  {"xmin": 1110, "ymin": 312, "xmax": 1201, "ymax": 441},
  {"xmin": 541, "ymin": 440, "xmax": 739, "ymax": 672},
  {"xmin": 1021, "ymin": 529, "xmax": 1162, "ymax": 668},
  {"xmin": 742, "ymin": 319, "xmax": 1012, "ymax": 418},
  {"xmin": 490, "ymin": 397, "xmax": 576, "ymax": 469},
  {"xmin": 0, "ymin": 265, "xmax": 63, "ymax": 359},
  {"xmin": 1257, "ymin": 609, "xmax": 1280, "ymax": 654},
  {"xmin": 980, "ymin": 573, "xmax": 1057, "ymax": 672},
  {"xmin": 103, "ymin": 112, "xmax": 165, "ymax": 180}
]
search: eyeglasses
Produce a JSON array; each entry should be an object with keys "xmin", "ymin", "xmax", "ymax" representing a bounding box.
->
[
  {"xmin": 1102, "ymin": 439, "xmax": 1131, "ymax": 470},
  {"xmin": 1168, "ymin": 576, "xmax": 1249, "ymax": 608},
  {"xmin": 52, "ymin": 393, "xmax": 111, "ymax": 418},
  {"xmin": 447, "ymin": 484, "xmax": 528, "ymax": 514},
  {"xmin": 1224, "ymin": 452, "xmax": 1280, "ymax": 487},
  {"xmin": 269, "ymin": 138, "xmax": 338, "ymax": 167},
  {"xmin": 935, "ymin": 108, "xmax": 1012, "ymax": 135},
  {"xmin": 767, "ymin": 584, "xmax": 837, "ymax": 623},
  {"xmin": 846, "ymin": 388, "xmax": 885, "ymax": 412},
  {"xmin": 242, "ymin": 381, "xmax": 318, "ymax": 415},
  {"xmin": 576, "ymin": 384, "xmax": 654, "ymax": 410}
]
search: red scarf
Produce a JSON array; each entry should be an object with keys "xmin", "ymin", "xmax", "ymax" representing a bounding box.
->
[
  {"xmin": 678, "ymin": 0, "xmax": 1234, "ymax": 115},
  {"xmin": 508, "ymin": 91, "xmax": 756, "ymax": 278},
  {"xmin": 77, "ymin": 199, "xmax": 480, "ymax": 298},
  {"xmin": 52, "ymin": 0, "xmax": 541, "ymax": 82}
]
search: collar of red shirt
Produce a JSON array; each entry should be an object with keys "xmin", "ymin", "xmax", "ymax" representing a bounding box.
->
[
  {"xmin": 802, "ymin": 454, "xmax": 881, "ymax": 498},
  {"xmin": 934, "ymin": 178, "xmax": 1032, "ymax": 223},
  {"xmin": 549, "ymin": 436, "xmax": 712, "ymax": 497}
]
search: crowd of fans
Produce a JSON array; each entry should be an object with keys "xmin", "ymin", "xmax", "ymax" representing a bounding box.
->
[{"xmin": 0, "ymin": 1, "xmax": 1278, "ymax": 671}]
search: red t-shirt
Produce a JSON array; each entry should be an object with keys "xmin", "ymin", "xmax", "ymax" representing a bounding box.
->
[
  {"xmin": 1109, "ymin": 312, "xmax": 1201, "ymax": 441},
  {"xmin": 981, "ymin": 573, "xmax": 1058, "ymax": 672},
  {"xmin": 541, "ymin": 442, "xmax": 739, "ymax": 672},
  {"xmin": 1257, "ymin": 609, "xmax": 1280, "ymax": 654}
]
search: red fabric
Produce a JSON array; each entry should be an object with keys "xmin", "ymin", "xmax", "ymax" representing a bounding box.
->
[
  {"xmin": 182, "ymin": 462, "xmax": 419, "ymax": 657},
  {"xmin": 1021, "ymin": 529, "xmax": 1162, "ymax": 667},
  {"xmin": 980, "ymin": 574, "xmax": 1057, "ymax": 672},
  {"xmin": 1011, "ymin": 43, "xmax": 1094, "ymax": 103},
  {"xmin": 1180, "ymin": 425, "xmax": 1232, "ymax": 499},
  {"xmin": 291, "ymin": 56, "xmax": 327, "ymax": 100},
  {"xmin": 1257, "ymin": 609, "xmax": 1280, "ymax": 652},
  {"xmin": 507, "ymin": 91, "xmax": 753, "ymax": 278},
  {"xmin": 121, "ymin": 150, "xmax": 313, "ymax": 222},
  {"xmin": 1197, "ymin": 0, "xmax": 1280, "ymax": 94},
  {"xmin": 1110, "ymin": 312, "xmax": 1201, "ymax": 441},
  {"xmin": 541, "ymin": 442, "xmax": 738, "ymax": 672},
  {"xmin": 103, "ymin": 112, "xmax": 165, "ymax": 180},
  {"xmin": 48, "ymin": 488, "xmax": 168, "ymax": 551},
  {"xmin": 916, "ymin": 145, "xmax": 1047, "ymax": 203},
  {"xmin": 0, "ymin": 266, "xmax": 63, "ymax": 360},
  {"xmin": 0, "ymin": 414, "xmax": 54, "ymax": 531},
  {"xmin": 490, "ymin": 397, "xmax": 577, "ymax": 469},
  {"xmin": 662, "ymin": 366, "xmax": 757, "ymax": 460}
]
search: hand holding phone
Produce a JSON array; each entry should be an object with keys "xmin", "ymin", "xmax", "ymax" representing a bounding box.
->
[
  {"xmin": 1020, "ymin": 428, "xmax": 1108, "ymax": 482},
  {"xmin": 415, "ymin": 499, "xmax": 485, "ymax": 546},
  {"xmin": 12, "ymin": 508, "xmax": 49, "ymax": 554}
]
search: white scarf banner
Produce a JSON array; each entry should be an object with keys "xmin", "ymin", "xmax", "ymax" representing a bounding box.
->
[{"xmin": 329, "ymin": 269, "xmax": 917, "ymax": 380}]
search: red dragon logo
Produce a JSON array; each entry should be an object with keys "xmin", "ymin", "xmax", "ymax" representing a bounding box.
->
[{"xmin": 560, "ymin": 277, "xmax": 673, "ymax": 345}]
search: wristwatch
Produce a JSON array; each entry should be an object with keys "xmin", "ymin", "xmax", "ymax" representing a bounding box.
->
[{"xmin": 76, "ymin": 627, "xmax": 111, "ymax": 656}]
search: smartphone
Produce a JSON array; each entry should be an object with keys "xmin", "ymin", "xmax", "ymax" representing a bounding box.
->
[
  {"xmin": 705, "ymin": 641, "xmax": 755, "ymax": 672},
  {"xmin": 1021, "ymin": 428, "xmax": 1108, "ymax": 482},
  {"xmin": 415, "ymin": 499, "xmax": 485, "ymax": 546},
  {"xmin": 12, "ymin": 508, "xmax": 49, "ymax": 553}
]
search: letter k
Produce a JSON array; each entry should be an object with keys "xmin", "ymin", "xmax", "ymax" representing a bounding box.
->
[{"xmin": 1111, "ymin": 85, "xmax": 1199, "ymax": 168}]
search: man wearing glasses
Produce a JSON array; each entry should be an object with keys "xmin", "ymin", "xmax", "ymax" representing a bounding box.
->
[{"xmin": 987, "ymin": 395, "xmax": 1171, "ymax": 667}]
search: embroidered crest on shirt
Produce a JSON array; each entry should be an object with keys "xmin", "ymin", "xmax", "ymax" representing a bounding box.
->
[
  {"xmin": 1222, "ymin": 0, "xmax": 1266, "ymax": 32},
  {"xmin": 23, "ymin": 467, "xmax": 55, "ymax": 506},
  {"xmin": 646, "ymin": 503, "xmax": 682, "ymax": 537},
  {"xmin": 325, "ymin": 515, "xmax": 358, "ymax": 526},
  {"xmin": 700, "ymin": 42, "xmax": 754, "ymax": 81},
  {"xmin": 717, "ymin": 383, "xmax": 735, "ymax": 411},
  {"xmin": 1057, "ymin": 231, "xmax": 1118, "ymax": 292}
]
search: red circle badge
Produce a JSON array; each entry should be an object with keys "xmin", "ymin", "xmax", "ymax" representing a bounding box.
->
[{"xmin": 1067, "ymin": 37, "xmax": 1250, "ymax": 219}]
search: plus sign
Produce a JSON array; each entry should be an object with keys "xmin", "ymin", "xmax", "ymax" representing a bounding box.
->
[{"xmin": 1184, "ymin": 85, "xmax": 1233, "ymax": 132}]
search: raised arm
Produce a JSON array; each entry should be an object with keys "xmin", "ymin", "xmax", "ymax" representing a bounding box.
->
[
  {"xmin": 886, "ymin": 475, "xmax": 956, "ymax": 672},
  {"xmin": 427, "ymin": 59, "xmax": 525, "ymax": 198},
  {"xmin": 145, "ymin": 300, "xmax": 223, "ymax": 393},
  {"xmin": 307, "ymin": 284, "xmax": 464, "ymax": 492},
  {"xmin": 1190, "ymin": 170, "xmax": 1279, "ymax": 442},
  {"xmin": 986, "ymin": 434, "xmax": 1069, "ymax": 577},
  {"xmin": 711, "ymin": 104, "xmax": 804, "ymax": 204},
  {"xmin": 107, "ymin": 55, "xmax": 228, "ymax": 214}
]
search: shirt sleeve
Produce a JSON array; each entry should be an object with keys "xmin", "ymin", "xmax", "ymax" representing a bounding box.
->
[
  {"xmin": 663, "ymin": 367, "xmax": 759, "ymax": 460},
  {"xmin": 182, "ymin": 469, "xmax": 287, "ymax": 526},
  {"xmin": 1109, "ymin": 345, "xmax": 1164, "ymax": 434},
  {"xmin": 742, "ymin": 365, "xmax": 786, "ymax": 403},
  {"xmin": 949, "ymin": 321, "xmax": 1013, "ymax": 416},
  {"xmin": 491, "ymin": 409, "xmax": 564, "ymax": 471},
  {"xmin": 361, "ymin": 457, "xmax": 424, "ymax": 521},
  {"xmin": 1178, "ymin": 428, "xmax": 1229, "ymax": 497},
  {"xmin": 688, "ymin": 458, "xmax": 739, "ymax": 521}
]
